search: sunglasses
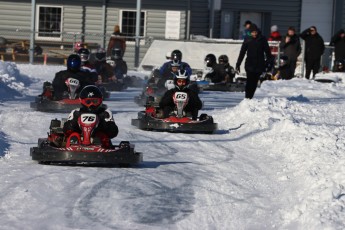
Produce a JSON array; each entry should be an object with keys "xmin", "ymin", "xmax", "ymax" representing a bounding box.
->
[{"xmin": 81, "ymin": 98, "xmax": 102, "ymax": 107}]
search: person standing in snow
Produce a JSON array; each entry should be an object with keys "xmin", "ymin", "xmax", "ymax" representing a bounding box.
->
[
  {"xmin": 107, "ymin": 24, "xmax": 126, "ymax": 58},
  {"xmin": 330, "ymin": 29, "xmax": 345, "ymax": 71},
  {"xmin": 280, "ymin": 26, "xmax": 301, "ymax": 78},
  {"xmin": 241, "ymin": 20, "xmax": 252, "ymax": 40},
  {"xmin": 300, "ymin": 26, "xmax": 325, "ymax": 79},
  {"xmin": 236, "ymin": 24, "xmax": 273, "ymax": 99},
  {"xmin": 268, "ymin": 25, "xmax": 282, "ymax": 57}
]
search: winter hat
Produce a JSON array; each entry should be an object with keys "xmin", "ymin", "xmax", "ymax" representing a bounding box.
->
[
  {"xmin": 288, "ymin": 26, "xmax": 295, "ymax": 32},
  {"xmin": 271, "ymin": 25, "xmax": 278, "ymax": 32},
  {"xmin": 249, "ymin": 24, "xmax": 258, "ymax": 32},
  {"xmin": 114, "ymin": 24, "xmax": 120, "ymax": 33},
  {"xmin": 244, "ymin": 20, "xmax": 252, "ymax": 27}
]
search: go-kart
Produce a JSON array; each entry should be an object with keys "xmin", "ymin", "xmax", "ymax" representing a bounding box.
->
[
  {"xmin": 197, "ymin": 76, "xmax": 246, "ymax": 92},
  {"xmin": 134, "ymin": 79, "xmax": 175, "ymax": 107},
  {"xmin": 132, "ymin": 91, "xmax": 217, "ymax": 134},
  {"xmin": 30, "ymin": 113, "xmax": 143, "ymax": 166},
  {"xmin": 30, "ymin": 78, "xmax": 110, "ymax": 113}
]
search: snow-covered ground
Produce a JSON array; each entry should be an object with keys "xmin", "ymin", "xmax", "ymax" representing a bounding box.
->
[{"xmin": 1, "ymin": 61, "xmax": 345, "ymax": 230}]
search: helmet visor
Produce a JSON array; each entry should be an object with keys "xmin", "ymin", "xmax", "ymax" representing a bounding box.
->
[
  {"xmin": 177, "ymin": 79, "xmax": 187, "ymax": 85},
  {"xmin": 80, "ymin": 98, "xmax": 102, "ymax": 107}
]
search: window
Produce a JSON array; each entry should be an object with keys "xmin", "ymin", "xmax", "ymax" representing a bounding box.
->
[
  {"xmin": 120, "ymin": 10, "xmax": 146, "ymax": 41},
  {"xmin": 36, "ymin": 5, "xmax": 63, "ymax": 40}
]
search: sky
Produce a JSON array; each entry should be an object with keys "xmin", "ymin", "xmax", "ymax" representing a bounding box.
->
[{"xmin": 0, "ymin": 61, "xmax": 345, "ymax": 230}]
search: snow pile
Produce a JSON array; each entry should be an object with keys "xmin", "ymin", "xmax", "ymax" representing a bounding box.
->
[
  {"xmin": 213, "ymin": 93, "xmax": 345, "ymax": 228},
  {"xmin": 0, "ymin": 61, "xmax": 33, "ymax": 99}
]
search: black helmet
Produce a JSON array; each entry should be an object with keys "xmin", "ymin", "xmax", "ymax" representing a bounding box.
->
[
  {"xmin": 111, "ymin": 48, "xmax": 122, "ymax": 59},
  {"xmin": 204, "ymin": 54, "xmax": 216, "ymax": 67},
  {"xmin": 67, "ymin": 54, "xmax": 81, "ymax": 72},
  {"xmin": 79, "ymin": 85, "xmax": 103, "ymax": 112},
  {"xmin": 171, "ymin": 49, "xmax": 182, "ymax": 62},
  {"xmin": 77, "ymin": 48, "xmax": 90, "ymax": 62},
  {"xmin": 218, "ymin": 55, "xmax": 229, "ymax": 64},
  {"xmin": 95, "ymin": 48, "xmax": 106, "ymax": 61},
  {"xmin": 174, "ymin": 69, "xmax": 190, "ymax": 90}
]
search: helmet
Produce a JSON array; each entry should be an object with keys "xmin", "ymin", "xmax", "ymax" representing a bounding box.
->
[
  {"xmin": 95, "ymin": 48, "xmax": 106, "ymax": 61},
  {"xmin": 173, "ymin": 69, "xmax": 190, "ymax": 90},
  {"xmin": 171, "ymin": 49, "xmax": 182, "ymax": 62},
  {"xmin": 77, "ymin": 48, "xmax": 90, "ymax": 62},
  {"xmin": 79, "ymin": 85, "xmax": 103, "ymax": 112},
  {"xmin": 218, "ymin": 55, "xmax": 229, "ymax": 64},
  {"xmin": 111, "ymin": 48, "xmax": 122, "ymax": 59},
  {"xmin": 74, "ymin": 42, "xmax": 84, "ymax": 52},
  {"xmin": 204, "ymin": 54, "xmax": 216, "ymax": 67},
  {"xmin": 67, "ymin": 54, "xmax": 81, "ymax": 72}
]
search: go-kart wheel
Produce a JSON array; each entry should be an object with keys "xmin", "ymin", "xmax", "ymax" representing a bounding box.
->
[{"xmin": 199, "ymin": 113, "xmax": 208, "ymax": 121}]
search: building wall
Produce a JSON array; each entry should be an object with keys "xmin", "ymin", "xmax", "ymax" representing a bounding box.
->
[
  {"xmin": 190, "ymin": 0, "xmax": 210, "ymax": 37},
  {"xmin": 221, "ymin": 0, "xmax": 301, "ymax": 38},
  {"xmin": 1, "ymin": 0, "xmax": 345, "ymax": 68}
]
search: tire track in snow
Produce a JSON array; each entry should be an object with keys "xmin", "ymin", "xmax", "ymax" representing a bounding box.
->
[{"xmin": 66, "ymin": 170, "xmax": 195, "ymax": 229}]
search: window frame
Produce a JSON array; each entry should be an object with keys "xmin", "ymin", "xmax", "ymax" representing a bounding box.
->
[
  {"xmin": 35, "ymin": 4, "xmax": 63, "ymax": 41},
  {"xmin": 119, "ymin": 9, "xmax": 146, "ymax": 44}
]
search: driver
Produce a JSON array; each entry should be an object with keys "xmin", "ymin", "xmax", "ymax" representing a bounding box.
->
[
  {"xmin": 63, "ymin": 85, "xmax": 118, "ymax": 148},
  {"xmin": 159, "ymin": 69, "xmax": 202, "ymax": 120},
  {"xmin": 52, "ymin": 54, "xmax": 98, "ymax": 100}
]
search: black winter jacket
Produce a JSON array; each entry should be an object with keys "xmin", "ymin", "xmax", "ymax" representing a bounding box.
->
[
  {"xmin": 280, "ymin": 34, "xmax": 301, "ymax": 61},
  {"xmin": 159, "ymin": 87, "xmax": 202, "ymax": 112},
  {"xmin": 205, "ymin": 63, "xmax": 227, "ymax": 83},
  {"xmin": 63, "ymin": 106, "xmax": 118, "ymax": 139},
  {"xmin": 52, "ymin": 70, "xmax": 98, "ymax": 100},
  {"xmin": 236, "ymin": 34, "xmax": 273, "ymax": 73},
  {"xmin": 300, "ymin": 29, "xmax": 325, "ymax": 60},
  {"xmin": 330, "ymin": 29, "xmax": 345, "ymax": 60}
]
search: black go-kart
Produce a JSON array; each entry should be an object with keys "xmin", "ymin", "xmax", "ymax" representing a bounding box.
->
[
  {"xmin": 132, "ymin": 91, "xmax": 217, "ymax": 134},
  {"xmin": 30, "ymin": 115, "xmax": 143, "ymax": 166},
  {"xmin": 30, "ymin": 78, "xmax": 110, "ymax": 113}
]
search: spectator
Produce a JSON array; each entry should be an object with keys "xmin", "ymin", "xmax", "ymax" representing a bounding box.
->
[
  {"xmin": 280, "ymin": 26, "xmax": 301, "ymax": 77},
  {"xmin": 300, "ymin": 26, "xmax": 325, "ymax": 79},
  {"xmin": 330, "ymin": 29, "xmax": 345, "ymax": 71},
  {"xmin": 241, "ymin": 20, "xmax": 252, "ymax": 40},
  {"xmin": 236, "ymin": 24, "xmax": 273, "ymax": 99},
  {"xmin": 107, "ymin": 24, "xmax": 126, "ymax": 58},
  {"xmin": 268, "ymin": 25, "xmax": 282, "ymax": 56}
]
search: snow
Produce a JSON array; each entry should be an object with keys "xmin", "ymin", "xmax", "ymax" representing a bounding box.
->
[{"xmin": 1, "ymin": 60, "xmax": 345, "ymax": 230}]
